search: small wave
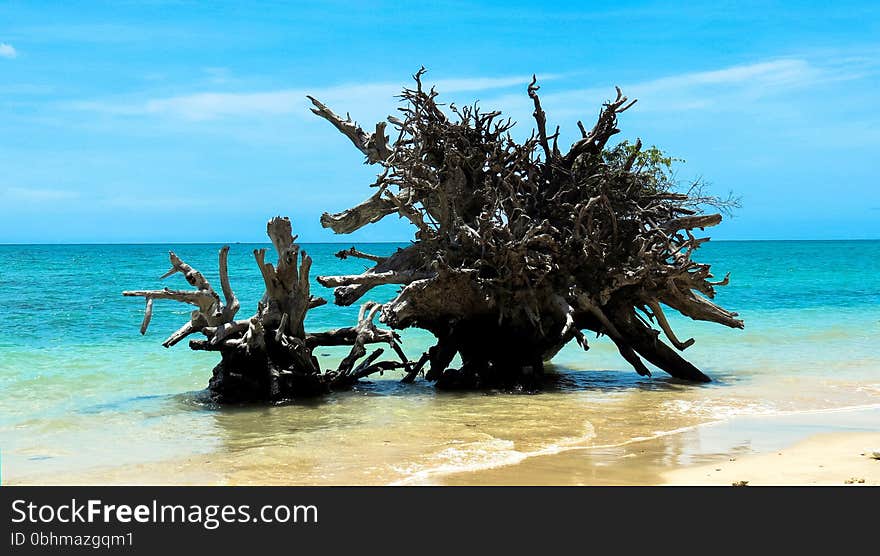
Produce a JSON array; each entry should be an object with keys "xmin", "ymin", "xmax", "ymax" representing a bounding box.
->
[
  {"xmin": 765, "ymin": 402, "xmax": 880, "ymax": 417},
  {"xmin": 77, "ymin": 394, "xmax": 170, "ymax": 415},
  {"xmin": 661, "ymin": 398, "xmax": 779, "ymax": 420},
  {"xmin": 390, "ymin": 423, "xmax": 597, "ymax": 485},
  {"xmin": 390, "ymin": 439, "xmax": 527, "ymax": 485},
  {"xmin": 389, "ymin": 402, "xmax": 880, "ymax": 485},
  {"xmin": 856, "ymin": 384, "xmax": 880, "ymax": 395}
]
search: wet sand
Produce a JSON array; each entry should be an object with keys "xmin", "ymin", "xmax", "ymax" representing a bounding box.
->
[
  {"xmin": 11, "ymin": 406, "xmax": 879, "ymax": 486},
  {"xmin": 440, "ymin": 406, "xmax": 880, "ymax": 485},
  {"xmin": 663, "ymin": 432, "xmax": 880, "ymax": 486},
  {"xmin": 5, "ymin": 241, "xmax": 880, "ymax": 488}
]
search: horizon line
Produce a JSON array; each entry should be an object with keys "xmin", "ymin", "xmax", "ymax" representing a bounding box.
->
[{"xmin": 1, "ymin": 238, "xmax": 880, "ymax": 246}]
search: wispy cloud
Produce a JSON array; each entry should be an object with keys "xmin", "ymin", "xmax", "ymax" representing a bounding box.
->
[
  {"xmin": 68, "ymin": 74, "xmax": 556, "ymax": 122},
  {"xmin": 7, "ymin": 23, "xmax": 218, "ymax": 45},
  {"xmin": 529, "ymin": 58, "xmax": 866, "ymax": 117},
  {"xmin": 0, "ymin": 43, "xmax": 17, "ymax": 59},
  {"xmin": 58, "ymin": 56, "xmax": 877, "ymax": 149},
  {"xmin": 616, "ymin": 58, "xmax": 829, "ymax": 109},
  {"xmin": 203, "ymin": 67, "xmax": 232, "ymax": 85},
  {"xmin": 434, "ymin": 75, "xmax": 555, "ymax": 93},
  {"xmin": 1, "ymin": 187, "xmax": 78, "ymax": 202},
  {"xmin": 0, "ymin": 84, "xmax": 56, "ymax": 95},
  {"xmin": 97, "ymin": 194, "xmax": 226, "ymax": 210},
  {"xmin": 451, "ymin": 56, "xmax": 876, "ymax": 138},
  {"xmin": 642, "ymin": 59, "xmax": 816, "ymax": 89}
]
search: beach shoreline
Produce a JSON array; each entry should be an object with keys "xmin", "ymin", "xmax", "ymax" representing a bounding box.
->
[
  {"xmin": 9, "ymin": 405, "xmax": 879, "ymax": 487},
  {"xmin": 3, "ymin": 241, "xmax": 879, "ymax": 488},
  {"xmin": 662, "ymin": 431, "xmax": 880, "ymax": 486}
]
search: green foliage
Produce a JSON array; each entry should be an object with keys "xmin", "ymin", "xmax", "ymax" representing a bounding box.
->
[{"xmin": 602, "ymin": 141, "xmax": 683, "ymax": 194}]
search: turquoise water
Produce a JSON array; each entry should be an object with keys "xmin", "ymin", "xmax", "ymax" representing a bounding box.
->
[{"xmin": 1, "ymin": 240, "xmax": 879, "ymax": 483}]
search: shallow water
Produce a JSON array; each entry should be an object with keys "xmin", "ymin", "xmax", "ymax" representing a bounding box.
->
[{"xmin": 1, "ymin": 240, "xmax": 878, "ymax": 484}]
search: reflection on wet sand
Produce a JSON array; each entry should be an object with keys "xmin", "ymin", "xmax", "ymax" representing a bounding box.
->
[{"xmin": 12, "ymin": 364, "xmax": 879, "ymax": 486}]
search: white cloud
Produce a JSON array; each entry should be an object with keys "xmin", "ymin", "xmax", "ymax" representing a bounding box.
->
[
  {"xmin": 1, "ymin": 187, "xmax": 78, "ymax": 202},
  {"xmin": 0, "ymin": 43, "xmax": 17, "ymax": 59},
  {"xmin": 202, "ymin": 67, "xmax": 232, "ymax": 85},
  {"xmin": 98, "ymin": 194, "xmax": 224, "ymax": 210},
  {"xmin": 62, "ymin": 56, "xmax": 873, "ymax": 143},
  {"xmin": 434, "ymin": 74, "xmax": 558, "ymax": 93},
  {"xmin": 642, "ymin": 59, "xmax": 815, "ymax": 89},
  {"xmin": 474, "ymin": 57, "xmax": 869, "ymax": 129},
  {"xmin": 69, "ymin": 74, "xmax": 555, "ymax": 122},
  {"xmin": 617, "ymin": 59, "xmax": 826, "ymax": 109},
  {"xmin": 544, "ymin": 58, "xmax": 855, "ymax": 115},
  {"xmin": 145, "ymin": 89, "xmax": 304, "ymax": 120}
]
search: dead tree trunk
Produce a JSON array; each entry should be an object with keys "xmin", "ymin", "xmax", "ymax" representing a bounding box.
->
[
  {"xmin": 308, "ymin": 69, "xmax": 743, "ymax": 387},
  {"xmin": 125, "ymin": 69, "xmax": 744, "ymax": 400},
  {"xmin": 124, "ymin": 216, "xmax": 407, "ymax": 403}
]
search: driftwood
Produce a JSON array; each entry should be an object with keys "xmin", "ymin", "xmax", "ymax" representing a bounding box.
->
[
  {"xmin": 126, "ymin": 69, "xmax": 743, "ymax": 402},
  {"xmin": 309, "ymin": 69, "xmax": 743, "ymax": 387},
  {"xmin": 124, "ymin": 217, "xmax": 406, "ymax": 402}
]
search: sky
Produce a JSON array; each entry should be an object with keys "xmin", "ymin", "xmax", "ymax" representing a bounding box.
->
[{"xmin": 0, "ymin": 0, "xmax": 878, "ymax": 243}]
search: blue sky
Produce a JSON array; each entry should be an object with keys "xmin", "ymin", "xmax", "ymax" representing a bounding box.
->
[{"xmin": 1, "ymin": 0, "xmax": 878, "ymax": 243}]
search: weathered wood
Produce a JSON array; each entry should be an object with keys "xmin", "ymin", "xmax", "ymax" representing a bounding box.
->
[
  {"xmin": 124, "ymin": 216, "xmax": 406, "ymax": 403},
  {"xmin": 322, "ymin": 245, "xmax": 429, "ymax": 306},
  {"xmin": 310, "ymin": 70, "xmax": 743, "ymax": 386},
  {"xmin": 320, "ymin": 190, "xmax": 398, "ymax": 234},
  {"xmin": 123, "ymin": 248, "xmax": 238, "ymax": 347},
  {"xmin": 307, "ymin": 95, "xmax": 391, "ymax": 163},
  {"xmin": 645, "ymin": 300, "xmax": 695, "ymax": 351},
  {"xmin": 335, "ymin": 247, "xmax": 387, "ymax": 264},
  {"xmin": 127, "ymin": 69, "xmax": 744, "ymax": 404},
  {"xmin": 662, "ymin": 214, "xmax": 722, "ymax": 233},
  {"xmin": 609, "ymin": 305, "xmax": 710, "ymax": 382},
  {"xmin": 316, "ymin": 270, "xmax": 432, "ymax": 289}
]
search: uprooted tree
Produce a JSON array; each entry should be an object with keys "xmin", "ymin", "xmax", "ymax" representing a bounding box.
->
[
  {"xmin": 124, "ymin": 216, "xmax": 409, "ymax": 403},
  {"xmin": 308, "ymin": 69, "xmax": 742, "ymax": 389},
  {"xmin": 125, "ymin": 69, "xmax": 743, "ymax": 402}
]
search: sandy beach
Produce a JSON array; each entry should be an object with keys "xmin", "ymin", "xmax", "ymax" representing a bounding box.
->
[
  {"xmin": 13, "ymin": 433, "xmax": 879, "ymax": 487},
  {"xmin": 663, "ymin": 432, "xmax": 880, "ymax": 486},
  {"xmin": 437, "ymin": 406, "xmax": 880, "ymax": 486},
  {"xmin": 10, "ymin": 406, "xmax": 879, "ymax": 486}
]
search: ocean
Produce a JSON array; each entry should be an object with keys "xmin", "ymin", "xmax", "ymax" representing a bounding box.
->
[{"xmin": 1, "ymin": 240, "xmax": 879, "ymax": 484}]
